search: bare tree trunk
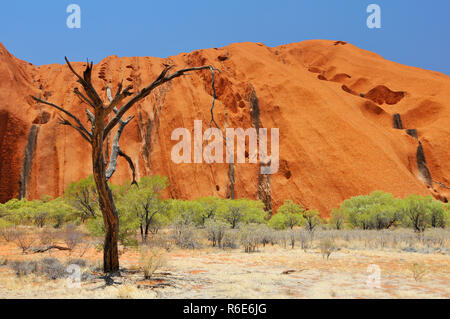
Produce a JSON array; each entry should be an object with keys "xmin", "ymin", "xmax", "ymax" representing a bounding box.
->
[{"xmin": 92, "ymin": 112, "xmax": 120, "ymax": 272}]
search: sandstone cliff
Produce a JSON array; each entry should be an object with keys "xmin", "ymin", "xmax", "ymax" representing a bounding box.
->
[{"xmin": 0, "ymin": 40, "xmax": 449, "ymax": 216}]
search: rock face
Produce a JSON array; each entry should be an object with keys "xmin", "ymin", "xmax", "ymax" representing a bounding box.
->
[{"xmin": 0, "ymin": 40, "xmax": 449, "ymax": 216}]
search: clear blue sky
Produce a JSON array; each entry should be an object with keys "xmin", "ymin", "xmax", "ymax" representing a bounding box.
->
[{"xmin": 0, "ymin": 0, "xmax": 449, "ymax": 75}]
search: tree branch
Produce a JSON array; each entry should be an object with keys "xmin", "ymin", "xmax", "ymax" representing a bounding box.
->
[
  {"xmin": 31, "ymin": 96, "xmax": 92, "ymax": 144},
  {"xmin": 104, "ymin": 65, "xmax": 217, "ymax": 139},
  {"xmin": 105, "ymin": 84, "xmax": 134, "ymax": 113},
  {"xmin": 74, "ymin": 87, "xmax": 96, "ymax": 109},
  {"xmin": 57, "ymin": 116, "xmax": 92, "ymax": 143},
  {"xmin": 86, "ymin": 108, "xmax": 95, "ymax": 128},
  {"xmin": 105, "ymin": 116, "xmax": 134, "ymax": 182},
  {"xmin": 30, "ymin": 245, "xmax": 71, "ymax": 253},
  {"xmin": 119, "ymin": 150, "xmax": 138, "ymax": 186},
  {"xmin": 64, "ymin": 57, "xmax": 104, "ymax": 108}
]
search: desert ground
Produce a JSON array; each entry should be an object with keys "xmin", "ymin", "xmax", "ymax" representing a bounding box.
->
[{"xmin": 0, "ymin": 231, "xmax": 448, "ymax": 299}]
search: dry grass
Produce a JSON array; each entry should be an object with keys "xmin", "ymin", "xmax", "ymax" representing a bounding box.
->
[
  {"xmin": 0, "ymin": 226, "xmax": 448, "ymax": 299},
  {"xmin": 139, "ymin": 248, "xmax": 167, "ymax": 280},
  {"xmin": 409, "ymin": 262, "xmax": 428, "ymax": 282},
  {"xmin": 319, "ymin": 238, "xmax": 337, "ymax": 260}
]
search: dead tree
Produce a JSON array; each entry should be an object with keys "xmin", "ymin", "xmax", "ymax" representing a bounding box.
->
[{"xmin": 32, "ymin": 58, "xmax": 217, "ymax": 273}]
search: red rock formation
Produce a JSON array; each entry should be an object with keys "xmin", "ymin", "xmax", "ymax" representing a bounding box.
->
[{"xmin": 1, "ymin": 40, "xmax": 449, "ymax": 216}]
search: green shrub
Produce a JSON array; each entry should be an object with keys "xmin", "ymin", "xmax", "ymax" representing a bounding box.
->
[
  {"xmin": 268, "ymin": 200, "xmax": 304, "ymax": 230},
  {"xmin": 329, "ymin": 208, "xmax": 345, "ymax": 230},
  {"xmin": 216, "ymin": 199, "xmax": 266, "ymax": 228},
  {"xmin": 399, "ymin": 195, "xmax": 431, "ymax": 233},
  {"xmin": 340, "ymin": 191, "xmax": 400, "ymax": 230},
  {"xmin": 64, "ymin": 175, "xmax": 99, "ymax": 222},
  {"xmin": 117, "ymin": 176, "xmax": 169, "ymax": 243},
  {"xmin": 303, "ymin": 209, "xmax": 322, "ymax": 233}
]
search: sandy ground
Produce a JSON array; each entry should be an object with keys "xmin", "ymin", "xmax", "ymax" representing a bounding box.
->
[{"xmin": 0, "ymin": 241, "xmax": 448, "ymax": 299}]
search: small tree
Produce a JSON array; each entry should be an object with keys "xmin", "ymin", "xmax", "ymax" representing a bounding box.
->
[
  {"xmin": 14, "ymin": 230, "xmax": 35, "ymax": 253},
  {"xmin": 239, "ymin": 224, "xmax": 262, "ymax": 253},
  {"xmin": 217, "ymin": 199, "xmax": 265, "ymax": 229},
  {"xmin": 269, "ymin": 200, "xmax": 304, "ymax": 230},
  {"xmin": 64, "ymin": 175, "xmax": 99, "ymax": 222},
  {"xmin": 329, "ymin": 208, "xmax": 345, "ymax": 230},
  {"xmin": 119, "ymin": 176, "xmax": 168, "ymax": 243},
  {"xmin": 427, "ymin": 198, "xmax": 446, "ymax": 228},
  {"xmin": 197, "ymin": 197, "xmax": 221, "ymax": 225},
  {"xmin": 339, "ymin": 191, "xmax": 401, "ymax": 230},
  {"xmin": 400, "ymin": 195, "xmax": 430, "ymax": 234},
  {"xmin": 62, "ymin": 224, "xmax": 85, "ymax": 251},
  {"xmin": 268, "ymin": 213, "xmax": 289, "ymax": 230},
  {"xmin": 168, "ymin": 199, "xmax": 206, "ymax": 227},
  {"xmin": 303, "ymin": 209, "xmax": 322, "ymax": 233},
  {"xmin": 303, "ymin": 209, "xmax": 322, "ymax": 243},
  {"xmin": 205, "ymin": 218, "xmax": 228, "ymax": 248}
]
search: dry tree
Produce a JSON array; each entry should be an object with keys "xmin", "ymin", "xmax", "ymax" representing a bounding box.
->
[{"xmin": 32, "ymin": 58, "xmax": 218, "ymax": 273}]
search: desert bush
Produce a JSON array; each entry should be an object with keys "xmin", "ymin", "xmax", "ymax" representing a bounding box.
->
[
  {"xmin": 274, "ymin": 230, "xmax": 289, "ymax": 248},
  {"xmin": 221, "ymin": 229, "xmax": 239, "ymax": 249},
  {"xmin": 339, "ymin": 191, "xmax": 401, "ymax": 230},
  {"xmin": 336, "ymin": 192, "xmax": 447, "ymax": 232},
  {"xmin": 303, "ymin": 210, "xmax": 322, "ymax": 235},
  {"xmin": 422, "ymin": 228, "xmax": 449, "ymax": 249},
  {"xmin": 146, "ymin": 232, "xmax": 174, "ymax": 252},
  {"xmin": 13, "ymin": 229, "xmax": 36, "ymax": 253},
  {"xmin": 9, "ymin": 260, "xmax": 39, "ymax": 277},
  {"xmin": 139, "ymin": 248, "xmax": 167, "ymax": 279},
  {"xmin": 61, "ymin": 224, "xmax": 85, "ymax": 251},
  {"xmin": 38, "ymin": 227, "xmax": 57, "ymax": 246},
  {"xmin": 0, "ymin": 256, "xmax": 7, "ymax": 266},
  {"xmin": 216, "ymin": 199, "xmax": 266, "ymax": 229},
  {"xmin": 409, "ymin": 262, "xmax": 428, "ymax": 281},
  {"xmin": 0, "ymin": 218, "xmax": 12, "ymax": 228},
  {"xmin": 117, "ymin": 176, "xmax": 169, "ymax": 243},
  {"xmin": 239, "ymin": 224, "xmax": 263, "ymax": 253},
  {"xmin": 268, "ymin": 200, "xmax": 304, "ymax": 230},
  {"xmin": 400, "ymin": 195, "xmax": 430, "ymax": 233},
  {"xmin": 172, "ymin": 219, "xmax": 201, "ymax": 249},
  {"xmin": 296, "ymin": 229, "xmax": 310, "ymax": 251},
  {"xmin": 86, "ymin": 209, "xmax": 138, "ymax": 247},
  {"xmin": 319, "ymin": 238, "xmax": 337, "ymax": 260},
  {"xmin": 205, "ymin": 218, "xmax": 228, "ymax": 248},
  {"xmin": 168, "ymin": 199, "xmax": 206, "ymax": 227},
  {"xmin": 9, "ymin": 257, "xmax": 66, "ymax": 279},
  {"xmin": 258, "ymin": 224, "xmax": 275, "ymax": 247},
  {"xmin": 67, "ymin": 258, "xmax": 88, "ymax": 268},
  {"xmin": 288, "ymin": 229, "xmax": 297, "ymax": 249},
  {"xmin": 196, "ymin": 197, "xmax": 222, "ymax": 224},
  {"xmin": 32, "ymin": 211, "xmax": 49, "ymax": 228},
  {"xmin": 329, "ymin": 208, "xmax": 346, "ymax": 229},
  {"xmin": 0, "ymin": 226, "xmax": 19, "ymax": 243},
  {"xmin": 427, "ymin": 199, "xmax": 446, "ymax": 228},
  {"xmin": 64, "ymin": 175, "xmax": 99, "ymax": 222}
]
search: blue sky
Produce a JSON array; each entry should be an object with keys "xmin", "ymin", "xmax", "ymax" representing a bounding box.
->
[{"xmin": 0, "ymin": 0, "xmax": 449, "ymax": 75}]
